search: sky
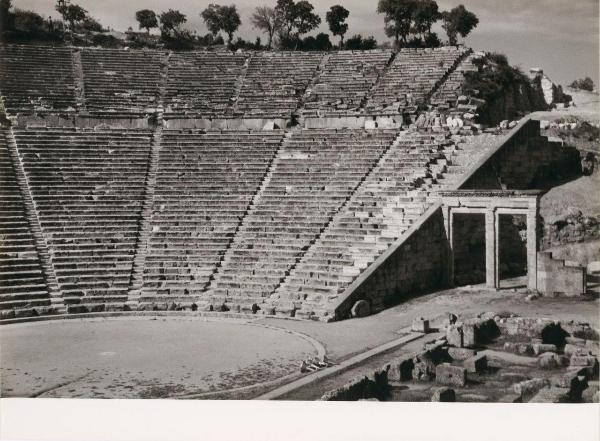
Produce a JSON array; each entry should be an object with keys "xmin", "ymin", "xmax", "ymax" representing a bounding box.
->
[{"xmin": 13, "ymin": 0, "xmax": 600, "ymax": 87}]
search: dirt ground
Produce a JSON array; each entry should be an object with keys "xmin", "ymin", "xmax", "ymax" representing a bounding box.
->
[
  {"xmin": 0, "ymin": 317, "xmax": 317, "ymax": 398},
  {"xmin": 1, "ymin": 279, "xmax": 598, "ymax": 399}
]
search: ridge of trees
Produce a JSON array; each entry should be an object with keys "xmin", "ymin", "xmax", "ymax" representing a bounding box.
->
[{"xmin": 0, "ymin": 0, "xmax": 480, "ymax": 51}]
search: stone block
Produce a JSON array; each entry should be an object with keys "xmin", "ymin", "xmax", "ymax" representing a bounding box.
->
[
  {"xmin": 462, "ymin": 323, "xmax": 476, "ymax": 348},
  {"xmin": 514, "ymin": 378, "xmax": 549, "ymax": 399},
  {"xmin": 431, "ymin": 387, "xmax": 455, "ymax": 402},
  {"xmin": 435, "ymin": 363, "xmax": 466, "ymax": 387},
  {"xmin": 412, "ymin": 317, "xmax": 430, "ymax": 333},
  {"xmin": 532, "ymin": 343, "xmax": 557, "ymax": 355},
  {"xmin": 446, "ymin": 323, "xmax": 463, "ymax": 347},
  {"xmin": 464, "ymin": 354, "xmax": 488, "ymax": 373},
  {"xmin": 448, "ymin": 347, "xmax": 476, "ymax": 361},
  {"xmin": 503, "ymin": 341, "xmax": 533, "ymax": 355},
  {"xmin": 388, "ymin": 356, "xmax": 414, "ymax": 382}
]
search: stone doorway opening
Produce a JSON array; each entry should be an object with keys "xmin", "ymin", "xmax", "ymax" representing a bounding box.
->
[
  {"xmin": 452, "ymin": 213, "xmax": 486, "ymax": 286},
  {"xmin": 498, "ymin": 213, "xmax": 528, "ymax": 287}
]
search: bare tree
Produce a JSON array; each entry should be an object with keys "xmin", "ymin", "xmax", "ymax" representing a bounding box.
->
[{"xmin": 251, "ymin": 5, "xmax": 281, "ymax": 49}]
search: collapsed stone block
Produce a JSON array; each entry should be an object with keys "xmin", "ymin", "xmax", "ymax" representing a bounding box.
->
[
  {"xmin": 514, "ymin": 378, "xmax": 549, "ymax": 400},
  {"xmin": 532, "ymin": 343, "xmax": 557, "ymax": 355},
  {"xmin": 431, "ymin": 387, "xmax": 455, "ymax": 402},
  {"xmin": 464, "ymin": 354, "xmax": 488, "ymax": 373},
  {"xmin": 435, "ymin": 363, "xmax": 466, "ymax": 387},
  {"xmin": 412, "ymin": 317, "xmax": 430, "ymax": 333}
]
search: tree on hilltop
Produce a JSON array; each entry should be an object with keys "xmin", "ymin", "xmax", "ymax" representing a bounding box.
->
[
  {"xmin": 377, "ymin": 0, "xmax": 416, "ymax": 46},
  {"xmin": 275, "ymin": 0, "xmax": 321, "ymax": 46},
  {"xmin": 251, "ymin": 5, "xmax": 281, "ymax": 49},
  {"xmin": 411, "ymin": 0, "xmax": 440, "ymax": 40},
  {"xmin": 201, "ymin": 4, "xmax": 241, "ymax": 44},
  {"xmin": 135, "ymin": 9, "xmax": 158, "ymax": 34},
  {"xmin": 326, "ymin": 5, "xmax": 349, "ymax": 48},
  {"xmin": 292, "ymin": 1, "xmax": 320, "ymax": 39},
  {"xmin": 441, "ymin": 4, "xmax": 478, "ymax": 45},
  {"xmin": 55, "ymin": 0, "xmax": 87, "ymax": 31},
  {"xmin": 159, "ymin": 9, "xmax": 186, "ymax": 37}
]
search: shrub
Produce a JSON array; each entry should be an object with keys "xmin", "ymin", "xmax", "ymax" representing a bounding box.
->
[{"xmin": 569, "ymin": 77, "xmax": 595, "ymax": 92}]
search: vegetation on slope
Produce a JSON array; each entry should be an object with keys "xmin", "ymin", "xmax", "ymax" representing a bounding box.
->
[{"xmin": 461, "ymin": 53, "xmax": 547, "ymax": 124}]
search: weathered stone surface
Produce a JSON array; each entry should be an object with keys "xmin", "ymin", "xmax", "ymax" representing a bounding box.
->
[
  {"xmin": 431, "ymin": 387, "xmax": 455, "ymax": 402},
  {"xmin": 350, "ymin": 300, "xmax": 370, "ymax": 318},
  {"xmin": 464, "ymin": 354, "xmax": 488, "ymax": 373},
  {"xmin": 448, "ymin": 347, "xmax": 476, "ymax": 361},
  {"xmin": 435, "ymin": 363, "xmax": 466, "ymax": 387}
]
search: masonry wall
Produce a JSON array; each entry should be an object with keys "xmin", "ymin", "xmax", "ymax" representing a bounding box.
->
[
  {"xmin": 537, "ymin": 251, "xmax": 586, "ymax": 296},
  {"xmin": 461, "ymin": 119, "xmax": 581, "ymax": 191},
  {"xmin": 334, "ymin": 207, "xmax": 447, "ymax": 320}
]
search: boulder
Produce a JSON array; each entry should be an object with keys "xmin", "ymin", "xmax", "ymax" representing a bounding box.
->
[
  {"xmin": 464, "ymin": 354, "xmax": 488, "ymax": 373},
  {"xmin": 431, "ymin": 387, "xmax": 455, "ymax": 402},
  {"xmin": 350, "ymin": 300, "xmax": 370, "ymax": 318},
  {"xmin": 435, "ymin": 363, "xmax": 467, "ymax": 387}
]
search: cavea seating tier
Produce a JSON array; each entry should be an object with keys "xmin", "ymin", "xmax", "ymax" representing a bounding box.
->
[
  {"xmin": 80, "ymin": 48, "xmax": 164, "ymax": 114},
  {"xmin": 164, "ymin": 52, "xmax": 247, "ymax": 118},
  {"xmin": 205, "ymin": 128, "xmax": 398, "ymax": 310},
  {"xmin": 12, "ymin": 127, "xmax": 153, "ymax": 306},
  {"xmin": 1, "ymin": 44, "xmax": 471, "ymax": 119},
  {"xmin": 303, "ymin": 50, "xmax": 393, "ymax": 116},
  {"xmin": 141, "ymin": 130, "xmax": 285, "ymax": 304},
  {"xmin": 0, "ymin": 126, "xmax": 52, "ymax": 312},
  {"xmin": 366, "ymin": 47, "xmax": 468, "ymax": 115},
  {"xmin": 0, "ymin": 45, "xmax": 77, "ymax": 114}
]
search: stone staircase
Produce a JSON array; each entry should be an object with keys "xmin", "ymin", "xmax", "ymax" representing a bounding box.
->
[
  {"xmin": 4, "ymin": 125, "xmax": 65, "ymax": 313},
  {"xmin": 270, "ymin": 129, "xmax": 494, "ymax": 319},
  {"xmin": 127, "ymin": 118, "xmax": 164, "ymax": 303}
]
